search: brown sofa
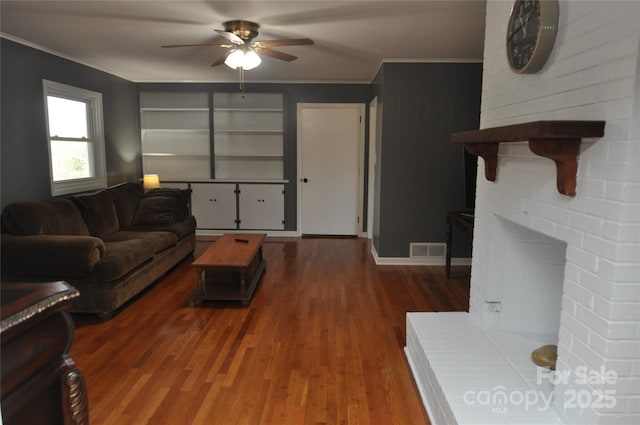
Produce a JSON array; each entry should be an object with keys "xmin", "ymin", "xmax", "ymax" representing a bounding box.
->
[{"xmin": 1, "ymin": 182, "xmax": 196, "ymax": 319}]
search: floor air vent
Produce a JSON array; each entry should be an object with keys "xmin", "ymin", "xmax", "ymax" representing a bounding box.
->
[{"xmin": 410, "ymin": 243, "xmax": 446, "ymax": 260}]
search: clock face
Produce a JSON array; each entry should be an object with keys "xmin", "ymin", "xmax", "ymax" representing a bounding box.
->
[{"xmin": 507, "ymin": 0, "xmax": 541, "ymax": 71}]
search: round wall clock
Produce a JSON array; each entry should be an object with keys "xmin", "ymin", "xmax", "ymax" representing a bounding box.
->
[{"xmin": 506, "ymin": 0, "xmax": 559, "ymax": 74}]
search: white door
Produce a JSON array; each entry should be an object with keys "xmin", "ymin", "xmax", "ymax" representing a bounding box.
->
[{"xmin": 298, "ymin": 104, "xmax": 363, "ymax": 235}]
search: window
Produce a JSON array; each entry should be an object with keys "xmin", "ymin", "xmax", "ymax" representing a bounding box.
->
[{"xmin": 43, "ymin": 80, "xmax": 107, "ymax": 196}]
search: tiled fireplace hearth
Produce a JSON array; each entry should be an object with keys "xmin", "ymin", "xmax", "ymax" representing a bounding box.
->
[
  {"xmin": 405, "ymin": 214, "xmax": 573, "ymax": 424},
  {"xmin": 405, "ymin": 2, "xmax": 639, "ymax": 424}
]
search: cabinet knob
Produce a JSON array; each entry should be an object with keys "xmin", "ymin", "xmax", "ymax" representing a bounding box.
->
[{"xmin": 302, "ymin": 178, "xmax": 309, "ymax": 183}]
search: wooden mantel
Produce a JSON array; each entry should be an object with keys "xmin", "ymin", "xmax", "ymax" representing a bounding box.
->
[{"xmin": 451, "ymin": 120, "xmax": 605, "ymax": 196}]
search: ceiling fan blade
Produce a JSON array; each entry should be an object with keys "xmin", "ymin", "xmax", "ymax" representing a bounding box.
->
[
  {"xmin": 211, "ymin": 50, "xmax": 232, "ymax": 67},
  {"xmin": 162, "ymin": 43, "xmax": 232, "ymax": 48},
  {"xmin": 255, "ymin": 47, "xmax": 298, "ymax": 62},
  {"xmin": 253, "ymin": 38, "xmax": 314, "ymax": 48},
  {"xmin": 214, "ymin": 29, "xmax": 245, "ymax": 45}
]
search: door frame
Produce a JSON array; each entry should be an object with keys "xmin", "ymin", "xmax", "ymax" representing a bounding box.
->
[
  {"xmin": 367, "ymin": 97, "xmax": 378, "ymax": 238},
  {"xmin": 296, "ymin": 103, "xmax": 366, "ymax": 236}
]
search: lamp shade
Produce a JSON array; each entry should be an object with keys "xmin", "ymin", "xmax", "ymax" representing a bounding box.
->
[
  {"xmin": 224, "ymin": 49, "xmax": 245, "ymax": 69},
  {"xmin": 143, "ymin": 174, "xmax": 160, "ymax": 189},
  {"xmin": 224, "ymin": 48, "xmax": 262, "ymax": 70},
  {"xmin": 242, "ymin": 50, "xmax": 262, "ymax": 70}
]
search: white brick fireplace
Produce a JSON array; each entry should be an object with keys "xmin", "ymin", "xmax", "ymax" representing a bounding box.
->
[{"xmin": 406, "ymin": 1, "xmax": 639, "ymax": 424}]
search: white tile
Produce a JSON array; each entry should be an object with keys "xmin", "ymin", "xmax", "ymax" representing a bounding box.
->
[{"xmin": 407, "ymin": 313, "xmax": 573, "ymax": 425}]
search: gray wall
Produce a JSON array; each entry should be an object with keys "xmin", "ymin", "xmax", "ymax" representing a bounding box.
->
[
  {"xmin": 373, "ymin": 63, "xmax": 482, "ymax": 258},
  {"xmin": 0, "ymin": 38, "xmax": 140, "ymax": 209}
]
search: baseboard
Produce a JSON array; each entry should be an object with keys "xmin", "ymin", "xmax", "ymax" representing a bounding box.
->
[
  {"xmin": 370, "ymin": 245, "xmax": 472, "ymax": 266},
  {"xmin": 451, "ymin": 258, "xmax": 473, "ymax": 266}
]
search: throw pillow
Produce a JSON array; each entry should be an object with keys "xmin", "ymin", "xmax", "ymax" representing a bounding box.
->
[
  {"xmin": 70, "ymin": 190, "xmax": 119, "ymax": 237},
  {"xmin": 144, "ymin": 188, "xmax": 190, "ymax": 222},
  {"xmin": 132, "ymin": 196, "xmax": 177, "ymax": 227},
  {"xmin": 107, "ymin": 182, "xmax": 144, "ymax": 228}
]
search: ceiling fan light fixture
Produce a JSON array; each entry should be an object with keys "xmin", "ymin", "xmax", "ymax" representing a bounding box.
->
[
  {"xmin": 243, "ymin": 49, "xmax": 262, "ymax": 70},
  {"xmin": 224, "ymin": 49, "xmax": 245, "ymax": 69},
  {"xmin": 224, "ymin": 48, "xmax": 261, "ymax": 70}
]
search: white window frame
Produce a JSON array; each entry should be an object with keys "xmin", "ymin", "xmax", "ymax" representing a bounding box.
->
[{"xmin": 43, "ymin": 79, "xmax": 107, "ymax": 196}]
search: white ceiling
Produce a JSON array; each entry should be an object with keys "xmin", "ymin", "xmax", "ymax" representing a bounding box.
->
[{"xmin": 0, "ymin": 0, "xmax": 486, "ymax": 83}]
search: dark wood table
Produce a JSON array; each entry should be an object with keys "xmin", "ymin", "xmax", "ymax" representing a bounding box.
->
[
  {"xmin": 446, "ymin": 211, "xmax": 474, "ymax": 278},
  {"xmin": 191, "ymin": 233, "xmax": 266, "ymax": 305},
  {"xmin": 1, "ymin": 281, "xmax": 89, "ymax": 425}
]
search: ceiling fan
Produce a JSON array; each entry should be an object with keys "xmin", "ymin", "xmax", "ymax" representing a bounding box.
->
[{"xmin": 161, "ymin": 20, "xmax": 314, "ymax": 69}]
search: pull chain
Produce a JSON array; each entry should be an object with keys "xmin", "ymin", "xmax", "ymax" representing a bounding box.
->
[{"xmin": 238, "ymin": 67, "xmax": 245, "ymax": 91}]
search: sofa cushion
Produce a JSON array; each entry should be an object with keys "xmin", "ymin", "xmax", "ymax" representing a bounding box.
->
[
  {"xmin": 131, "ymin": 196, "xmax": 177, "ymax": 227},
  {"xmin": 144, "ymin": 188, "xmax": 190, "ymax": 222},
  {"xmin": 95, "ymin": 239, "xmax": 155, "ymax": 282},
  {"xmin": 107, "ymin": 182, "xmax": 144, "ymax": 228},
  {"xmin": 162, "ymin": 216, "xmax": 197, "ymax": 239},
  {"xmin": 71, "ymin": 191, "xmax": 119, "ymax": 237},
  {"xmin": 101, "ymin": 231, "xmax": 178, "ymax": 253},
  {"xmin": 130, "ymin": 216, "xmax": 196, "ymax": 239},
  {"xmin": 1, "ymin": 199, "xmax": 90, "ymax": 236}
]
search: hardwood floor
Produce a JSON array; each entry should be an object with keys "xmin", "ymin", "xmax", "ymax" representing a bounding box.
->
[{"xmin": 72, "ymin": 237, "xmax": 470, "ymax": 425}]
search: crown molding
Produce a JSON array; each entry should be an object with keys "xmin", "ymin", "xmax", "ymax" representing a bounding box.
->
[{"xmin": 1, "ymin": 32, "xmax": 133, "ymax": 82}]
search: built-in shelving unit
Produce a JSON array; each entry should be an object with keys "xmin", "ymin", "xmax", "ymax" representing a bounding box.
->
[
  {"xmin": 213, "ymin": 93, "xmax": 284, "ymax": 180},
  {"xmin": 139, "ymin": 91, "xmax": 288, "ymax": 231},
  {"xmin": 140, "ymin": 92, "xmax": 211, "ymax": 179},
  {"xmin": 451, "ymin": 120, "xmax": 605, "ymax": 196}
]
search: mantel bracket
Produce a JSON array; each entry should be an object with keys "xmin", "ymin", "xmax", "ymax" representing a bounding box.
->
[
  {"xmin": 529, "ymin": 138, "xmax": 581, "ymax": 196},
  {"xmin": 464, "ymin": 143, "xmax": 498, "ymax": 182},
  {"xmin": 451, "ymin": 120, "xmax": 605, "ymax": 197}
]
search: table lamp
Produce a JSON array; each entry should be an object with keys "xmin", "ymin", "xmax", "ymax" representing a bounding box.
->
[{"xmin": 143, "ymin": 174, "xmax": 160, "ymax": 190}]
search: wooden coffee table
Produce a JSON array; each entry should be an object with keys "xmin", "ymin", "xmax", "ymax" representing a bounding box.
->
[{"xmin": 191, "ymin": 233, "xmax": 266, "ymax": 305}]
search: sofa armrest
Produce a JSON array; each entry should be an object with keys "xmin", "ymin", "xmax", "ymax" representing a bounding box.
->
[{"xmin": 1, "ymin": 234, "xmax": 105, "ymax": 278}]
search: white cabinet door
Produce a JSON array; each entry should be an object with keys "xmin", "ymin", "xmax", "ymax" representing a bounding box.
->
[
  {"xmin": 239, "ymin": 184, "xmax": 284, "ymax": 230},
  {"xmin": 191, "ymin": 183, "xmax": 237, "ymax": 229}
]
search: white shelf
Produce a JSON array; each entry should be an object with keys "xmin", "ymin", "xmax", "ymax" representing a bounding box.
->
[
  {"xmin": 161, "ymin": 178, "xmax": 289, "ymax": 184},
  {"xmin": 142, "ymin": 129, "xmax": 209, "ymax": 133},
  {"xmin": 143, "ymin": 153, "xmax": 209, "ymax": 158},
  {"xmin": 212, "ymin": 92, "xmax": 283, "ymax": 181},
  {"xmin": 213, "ymin": 108, "xmax": 283, "ymax": 112},
  {"xmin": 215, "ymin": 154, "xmax": 283, "ymax": 159},
  {"xmin": 214, "ymin": 129, "xmax": 282, "ymax": 134},
  {"xmin": 141, "ymin": 108, "xmax": 209, "ymax": 112},
  {"xmin": 140, "ymin": 91, "xmax": 211, "ymax": 180}
]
